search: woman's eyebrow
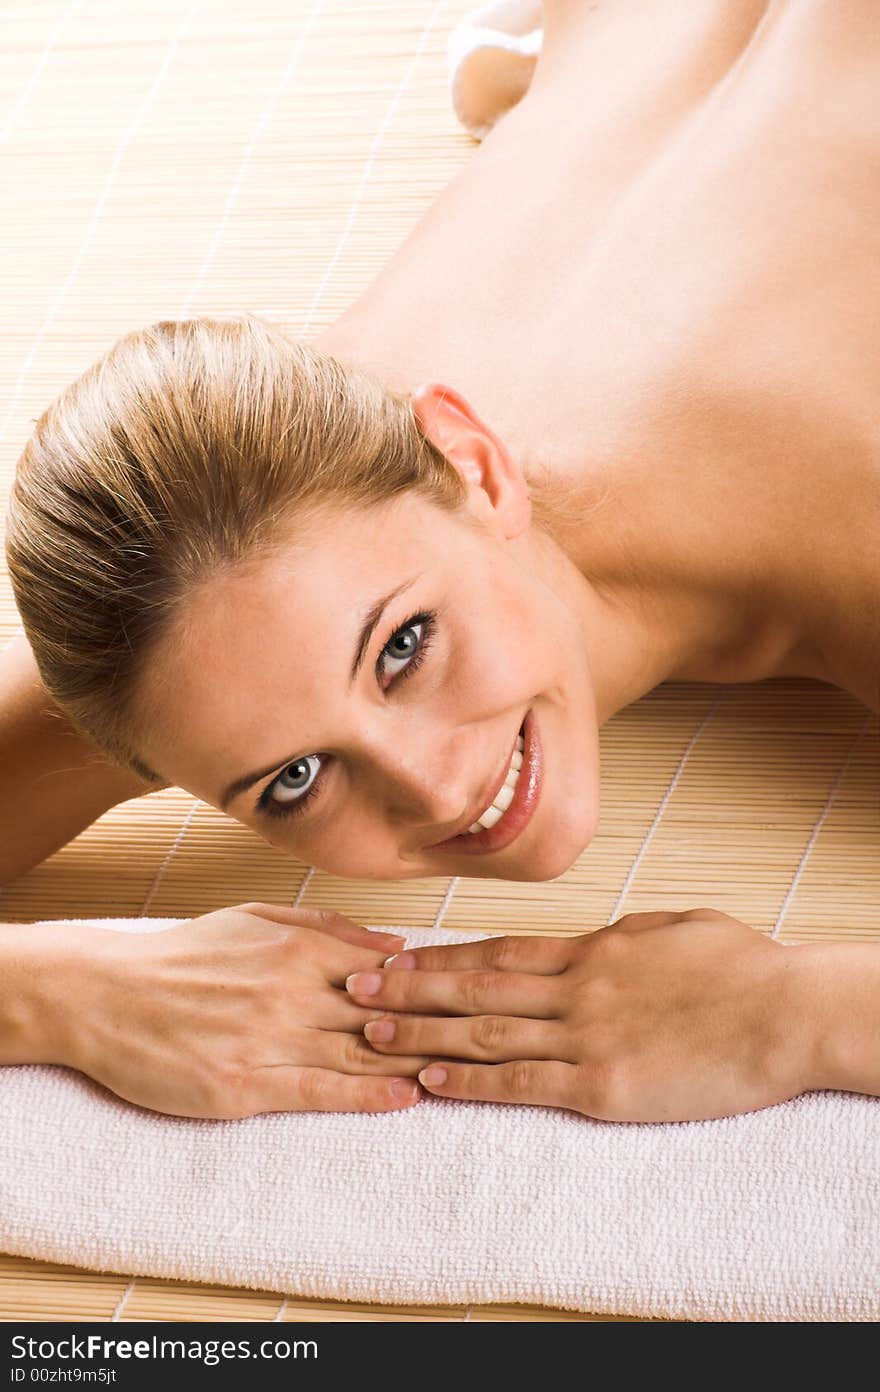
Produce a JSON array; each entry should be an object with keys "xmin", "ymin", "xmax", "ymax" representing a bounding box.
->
[{"xmin": 218, "ymin": 573, "xmax": 423, "ymax": 812}]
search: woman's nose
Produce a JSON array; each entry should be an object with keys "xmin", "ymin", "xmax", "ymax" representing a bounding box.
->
[{"xmin": 365, "ymin": 735, "xmax": 471, "ymax": 826}]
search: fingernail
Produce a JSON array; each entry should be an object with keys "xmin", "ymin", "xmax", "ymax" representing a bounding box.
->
[
  {"xmin": 345, "ymin": 971, "xmax": 382, "ymax": 996},
  {"xmin": 364, "ymin": 1019, "xmax": 396, "ymax": 1043},
  {"xmin": 419, "ymin": 1065, "xmax": 447, "ymax": 1088},
  {"xmin": 390, "ymin": 1078, "xmax": 420, "ymax": 1103},
  {"xmin": 375, "ymin": 930, "xmax": 406, "ymax": 942},
  {"xmin": 384, "ymin": 951, "xmax": 416, "ymax": 970}
]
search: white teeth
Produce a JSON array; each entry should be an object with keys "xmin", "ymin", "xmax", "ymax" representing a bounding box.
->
[
  {"xmin": 475, "ymin": 802, "xmax": 505, "ymax": 830},
  {"xmin": 465, "ymin": 727, "xmax": 527, "ymax": 834}
]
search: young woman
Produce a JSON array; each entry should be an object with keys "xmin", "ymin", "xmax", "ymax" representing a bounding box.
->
[{"xmin": 1, "ymin": 0, "xmax": 878, "ymax": 1125}]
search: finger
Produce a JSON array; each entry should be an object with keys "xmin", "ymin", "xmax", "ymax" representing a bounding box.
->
[
  {"xmin": 309, "ymin": 988, "xmax": 388, "ymax": 1032},
  {"xmin": 345, "ymin": 967, "xmax": 559, "ymax": 1018},
  {"xmin": 311, "ymin": 985, "xmax": 494, "ymax": 1038},
  {"xmin": 363, "ymin": 1013, "xmax": 569, "ymax": 1063},
  {"xmin": 605, "ymin": 911, "xmax": 685, "ymax": 933},
  {"xmin": 416, "ymin": 1059, "xmax": 578, "ymax": 1109},
  {"xmin": 240, "ymin": 902, "xmax": 406, "ymax": 953},
  {"xmin": 306, "ymin": 914, "xmax": 408, "ymax": 952},
  {"xmin": 303, "ymin": 1027, "xmax": 433, "ymax": 1076},
  {"xmin": 315, "ymin": 940, "xmax": 416, "ymax": 990},
  {"xmin": 236, "ymin": 903, "xmax": 408, "ymax": 981},
  {"xmin": 252, "ymin": 1065, "xmax": 423, "ymax": 1115},
  {"xmin": 383, "ymin": 933, "xmax": 573, "ymax": 976},
  {"xmin": 308, "ymin": 985, "xmax": 420, "ymax": 1034}
]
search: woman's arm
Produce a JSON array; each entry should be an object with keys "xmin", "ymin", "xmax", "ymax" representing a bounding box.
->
[
  {"xmin": 807, "ymin": 941, "xmax": 880, "ymax": 1097},
  {"xmin": 0, "ymin": 633, "xmax": 163, "ymax": 887},
  {"xmin": 0, "ymin": 919, "xmax": 69, "ymax": 1063}
]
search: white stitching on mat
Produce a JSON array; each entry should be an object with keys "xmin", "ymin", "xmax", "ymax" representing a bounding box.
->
[
  {"xmin": 300, "ymin": 0, "xmax": 450, "ymax": 338},
  {"xmin": 0, "ymin": 1, "xmax": 204, "ymax": 448},
  {"xmin": 140, "ymin": 797, "xmax": 202, "ymax": 915},
  {"xmin": 179, "ymin": 0, "xmax": 329, "ymax": 319},
  {"xmin": 432, "ymin": 875, "xmax": 459, "ymax": 931},
  {"xmin": 606, "ymin": 690, "xmax": 728, "ymax": 925},
  {"xmin": 771, "ymin": 709, "xmax": 876, "ymax": 940},
  {"xmin": 292, "ymin": 865, "xmax": 315, "ymax": 908},
  {"xmin": 0, "ymin": 0, "xmax": 86, "ymax": 144},
  {"xmin": 110, "ymin": 1276, "xmax": 135, "ymax": 1322},
  {"xmin": 273, "ymin": 1298, "xmax": 288, "ymax": 1322}
]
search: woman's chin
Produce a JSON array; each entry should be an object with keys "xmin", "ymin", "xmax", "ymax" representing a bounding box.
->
[
  {"xmin": 514, "ymin": 817, "xmax": 599, "ymax": 880},
  {"xmin": 443, "ymin": 801, "xmax": 600, "ymax": 882}
]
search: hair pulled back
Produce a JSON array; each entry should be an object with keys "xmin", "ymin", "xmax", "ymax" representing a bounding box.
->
[{"xmin": 5, "ymin": 314, "xmax": 467, "ymax": 780}]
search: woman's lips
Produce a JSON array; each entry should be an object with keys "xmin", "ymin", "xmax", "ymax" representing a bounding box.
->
[{"xmin": 431, "ymin": 708, "xmax": 542, "ymax": 855}]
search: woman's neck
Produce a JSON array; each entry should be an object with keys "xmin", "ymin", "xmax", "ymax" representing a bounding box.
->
[{"xmin": 526, "ymin": 474, "xmax": 837, "ymax": 727}]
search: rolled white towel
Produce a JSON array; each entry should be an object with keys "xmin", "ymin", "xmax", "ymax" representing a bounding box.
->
[{"xmin": 448, "ymin": 0, "xmax": 543, "ymax": 139}]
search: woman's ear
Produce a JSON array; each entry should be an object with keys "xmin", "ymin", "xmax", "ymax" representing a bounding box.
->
[{"xmin": 411, "ymin": 382, "xmax": 532, "ymax": 536}]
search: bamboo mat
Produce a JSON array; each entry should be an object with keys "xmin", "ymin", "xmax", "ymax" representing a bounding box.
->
[{"xmin": 0, "ymin": 0, "xmax": 877, "ymax": 1324}]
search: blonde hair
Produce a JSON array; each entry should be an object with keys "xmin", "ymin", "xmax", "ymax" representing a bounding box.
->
[{"xmin": 5, "ymin": 314, "xmax": 474, "ymax": 782}]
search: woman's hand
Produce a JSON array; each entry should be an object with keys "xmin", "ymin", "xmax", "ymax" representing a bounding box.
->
[
  {"xmin": 52, "ymin": 903, "xmax": 432, "ymax": 1119},
  {"xmin": 346, "ymin": 909, "xmax": 820, "ymax": 1122}
]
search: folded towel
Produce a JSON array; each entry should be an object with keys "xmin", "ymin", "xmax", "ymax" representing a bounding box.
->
[
  {"xmin": 448, "ymin": 0, "xmax": 543, "ymax": 139},
  {"xmin": 1, "ymin": 917, "xmax": 878, "ymax": 1321}
]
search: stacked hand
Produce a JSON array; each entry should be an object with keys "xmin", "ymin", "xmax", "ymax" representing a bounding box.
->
[
  {"xmin": 53, "ymin": 903, "xmax": 434, "ymax": 1118},
  {"xmin": 346, "ymin": 909, "xmax": 818, "ymax": 1122}
]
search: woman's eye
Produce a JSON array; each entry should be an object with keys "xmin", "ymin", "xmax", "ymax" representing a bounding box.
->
[
  {"xmin": 257, "ymin": 611, "xmax": 436, "ymax": 821},
  {"xmin": 264, "ymin": 754, "xmax": 321, "ymax": 809},
  {"xmin": 379, "ymin": 617, "xmax": 427, "ymax": 681}
]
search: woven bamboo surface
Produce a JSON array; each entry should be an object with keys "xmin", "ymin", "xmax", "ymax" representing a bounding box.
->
[{"xmin": 0, "ymin": 0, "xmax": 876, "ymax": 1323}]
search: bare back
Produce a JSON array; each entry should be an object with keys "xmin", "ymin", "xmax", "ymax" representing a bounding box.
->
[{"xmin": 315, "ymin": 0, "xmax": 880, "ymax": 711}]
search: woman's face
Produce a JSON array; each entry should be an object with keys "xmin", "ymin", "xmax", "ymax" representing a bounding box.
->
[{"xmin": 135, "ymin": 386, "xmax": 603, "ymax": 881}]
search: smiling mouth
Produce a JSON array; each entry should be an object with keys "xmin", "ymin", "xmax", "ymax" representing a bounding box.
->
[{"xmin": 431, "ymin": 709, "xmax": 542, "ymax": 856}]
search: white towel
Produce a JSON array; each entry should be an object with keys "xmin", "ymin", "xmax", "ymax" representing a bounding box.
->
[
  {"xmin": 448, "ymin": 0, "xmax": 543, "ymax": 140},
  {"xmin": 1, "ymin": 917, "xmax": 878, "ymax": 1321}
]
